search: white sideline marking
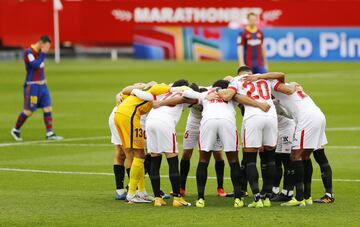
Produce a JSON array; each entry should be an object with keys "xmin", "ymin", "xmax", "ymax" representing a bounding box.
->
[
  {"xmin": 2, "ymin": 143, "xmax": 359, "ymax": 150},
  {"xmin": 327, "ymin": 127, "xmax": 360, "ymax": 132},
  {"xmin": 0, "ymin": 136, "xmax": 108, "ymax": 147},
  {"xmin": 327, "ymin": 146, "xmax": 360, "ymax": 149},
  {"xmin": 0, "ymin": 125, "xmax": 359, "ymax": 148},
  {"xmin": 21, "ymin": 143, "xmax": 113, "ymax": 147},
  {"xmin": 0, "ymin": 167, "xmax": 359, "ymax": 183}
]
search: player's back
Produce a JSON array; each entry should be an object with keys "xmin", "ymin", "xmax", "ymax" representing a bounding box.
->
[
  {"xmin": 201, "ymin": 89, "xmax": 237, "ymax": 124},
  {"xmin": 116, "ymin": 83, "xmax": 170, "ymax": 119},
  {"xmin": 116, "ymin": 95, "xmax": 151, "ymax": 119},
  {"xmin": 230, "ymin": 76, "xmax": 277, "ymax": 120},
  {"xmin": 147, "ymin": 91, "xmax": 187, "ymax": 126},
  {"xmin": 273, "ymin": 88, "xmax": 319, "ymax": 121}
]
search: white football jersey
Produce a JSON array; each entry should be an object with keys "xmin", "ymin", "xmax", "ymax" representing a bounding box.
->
[
  {"xmin": 146, "ymin": 91, "xmax": 189, "ymax": 126},
  {"xmin": 185, "ymin": 104, "xmax": 203, "ymax": 127},
  {"xmin": 184, "ymin": 88, "xmax": 238, "ymax": 124},
  {"xmin": 274, "ymin": 99, "xmax": 292, "ymax": 118},
  {"xmin": 274, "ymin": 99, "xmax": 293, "ymax": 129},
  {"xmin": 229, "ymin": 75, "xmax": 277, "ymax": 120},
  {"xmin": 272, "ymin": 85, "xmax": 320, "ymax": 122},
  {"xmin": 140, "ymin": 114, "xmax": 147, "ymax": 130}
]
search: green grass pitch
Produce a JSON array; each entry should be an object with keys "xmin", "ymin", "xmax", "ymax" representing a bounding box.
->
[{"xmin": 0, "ymin": 60, "xmax": 360, "ymax": 226}]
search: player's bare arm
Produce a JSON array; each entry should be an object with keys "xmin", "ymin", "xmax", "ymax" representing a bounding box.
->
[
  {"xmin": 233, "ymin": 94, "xmax": 271, "ymax": 112},
  {"xmin": 115, "ymin": 92, "xmax": 124, "ymax": 105},
  {"xmin": 204, "ymin": 92, "xmax": 218, "ymax": 101},
  {"xmin": 143, "ymin": 81, "xmax": 157, "ymax": 90},
  {"xmin": 217, "ymin": 88, "xmax": 236, "ymax": 101},
  {"xmin": 121, "ymin": 84, "xmax": 146, "ymax": 95},
  {"xmin": 152, "ymin": 96, "xmax": 183, "ymax": 108},
  {"xmin": 237, "ymin": 45, "xmax": 245, "ymax": 66},
  {"xmin": 121, "ymin": 81, "xmax": 158, "ymax": 95},
  {"xmin": 243, "ymin": 72, "xmax": 285, "ymax": 82},
  {"xmin": 289, "ymin": 82, "xmax": 304, "ymax": 91},
  {"xmin": 223, "ymin": 76, "xmax": 234, "ymax": 82},
  {"xmin": 153, "ymin": 96, "xmax": 197, "ymax": 109},
  {"xmin": 262, "ymin": 45, "xmax": 269, "ymax": 71},
  {"xmin": 276, "ymin": 83, "xmax": 297, "ymax": 95}
]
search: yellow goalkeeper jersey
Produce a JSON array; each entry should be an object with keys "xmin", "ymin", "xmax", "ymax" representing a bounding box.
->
[{"xmin": 115, "ymin": 83, "xmax": 170, "ymax": 118}]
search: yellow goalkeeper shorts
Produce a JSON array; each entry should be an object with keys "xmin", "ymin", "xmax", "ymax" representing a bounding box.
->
[{"xmin": 114, "ymin": 112, "xmax": 145, "ymax": 149}]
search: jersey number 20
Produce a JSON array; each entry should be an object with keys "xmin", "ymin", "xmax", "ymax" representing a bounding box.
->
[{"xmin": 243, "ymin": 80, "xmax": 270, "ymax": 100}]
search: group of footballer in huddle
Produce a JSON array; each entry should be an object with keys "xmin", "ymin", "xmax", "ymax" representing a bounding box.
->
[{"xmin": 108, "ymin": 66, "xmax": 335, "ymax": 208}]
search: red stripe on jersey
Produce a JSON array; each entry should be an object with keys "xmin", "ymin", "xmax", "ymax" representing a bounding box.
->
[
  {"xmin": 24, "ymin": 85, "xmax": 31, "ymax": 109},
  {"xmin": 153, "ymin": 95, "xmax": 157, "ymax": 101},
  {"xmin": 274, "ymin": 81, "xmax": 282, "ymax": 91},
  {"xmin": 24, "ymin": 54, "xmax": 29, "ymax": 63},
  {"xmin": 240, "ymin": 32, "xmax": 246, "ymax": 46},
  {"xmin": 257, "ymin": 43, "xmax": 263, "ymax": 67},
  {"xmin": 246, "ymin": 44, "xmax": 252, "ymax": 67},
  {"xmin": 172, "ymin": 133, "xmax": 176, "ymax": 153},
  {"xmin": 243, "ymin": 128, "xmax": 246, "ymax": 148},
  {"xmin": 300, "ymin": 130, "xmax": 305, "ymax": 149},
  {"xmin": 228, "ymin": 86, "xmax": 237, "ymax": 91},
  {"xmin": 33, "ymin": 69, "xmax": 41, "ymax": 81}
]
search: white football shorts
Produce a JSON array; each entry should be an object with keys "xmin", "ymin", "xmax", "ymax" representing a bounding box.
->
[
  {"xmin": 241, "ymin": 115, "xmax": 278, "ymax": 148},
  {"xmin": 276, "ymin": 117, "xmax": 295, "ymax": 154},
  {"xmin": 292, "ymin": 110, "xmax": 327, "ymax": 150},
  {"xmin": 108, "ymin": 107, "xmax": 122, "ymax": 145},
  {"xmin": 199, "ymin": 119, "xmax": 238, "ymax": 152},
  {"xmin": 146, "ymin": 118, "xmax": 178, "ymax": 154}
]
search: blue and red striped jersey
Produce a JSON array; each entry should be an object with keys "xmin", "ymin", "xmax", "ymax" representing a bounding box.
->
[
  {"xmin": 24, "ymin": 46, "xmax": 46, "ymax": 82},
  {"xmin": 237, "ymin": 27, "xmax": 264, "ymax": 68}
]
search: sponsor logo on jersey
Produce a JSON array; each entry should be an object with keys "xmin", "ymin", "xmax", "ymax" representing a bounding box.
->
[{"xmin": 247, "ymin": 39, "xmax": 262, "ymax": 46}]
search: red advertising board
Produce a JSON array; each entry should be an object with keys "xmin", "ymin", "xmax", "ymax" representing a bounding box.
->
[{"xmin": 0, "ymin": 0, "xmax": 359, "ymax": 48}]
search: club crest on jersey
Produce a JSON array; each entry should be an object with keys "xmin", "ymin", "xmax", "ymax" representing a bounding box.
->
[{"xmin": 134, "ymin": 139, "xmax": 142, "ymax": 145}]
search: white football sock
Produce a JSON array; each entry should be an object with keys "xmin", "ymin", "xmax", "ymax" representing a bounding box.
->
[{"xmin": 272, "ymin": 187, "xmax": 279, "ymax": 194}]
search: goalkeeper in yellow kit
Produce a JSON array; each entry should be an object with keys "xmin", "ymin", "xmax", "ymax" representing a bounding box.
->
[{"xmin": 114, "ymin": 82, "xmax": 170, "ymax": 203}]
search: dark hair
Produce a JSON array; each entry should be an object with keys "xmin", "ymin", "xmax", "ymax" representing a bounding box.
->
[
  {"xmin": 39, "ymin": 35, "xmax": 51, "ymax": 43},
  {"xmin": 247, "ymin": 12, "xmax": 257, "ymax": 19},
  {"xmin": 172, "ymin": 79, "xmax": 189, "ymax": 87},
  {"xmin": 189, "ymin": 83, "xmax": 199, "ymax": 92},
  {"xmin": 212, "ymin": 80, "xmax": 229, "ymax": 89},
  {"xmin": 199, "ymin": 87, "xmax": 208, "ymax": 93},
  {"xmin": 237, "ymin": 66, "xmax": 252, "ymax": 75}
]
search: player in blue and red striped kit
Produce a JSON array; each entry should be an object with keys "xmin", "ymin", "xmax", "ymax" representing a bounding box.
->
[
  {"xmin": 237, "ymin": 12, "xmax": 269, "ymax": 74},
  {"xmin": 11, "ymin": 35, "xmax": 63, "ymax": 141}
]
